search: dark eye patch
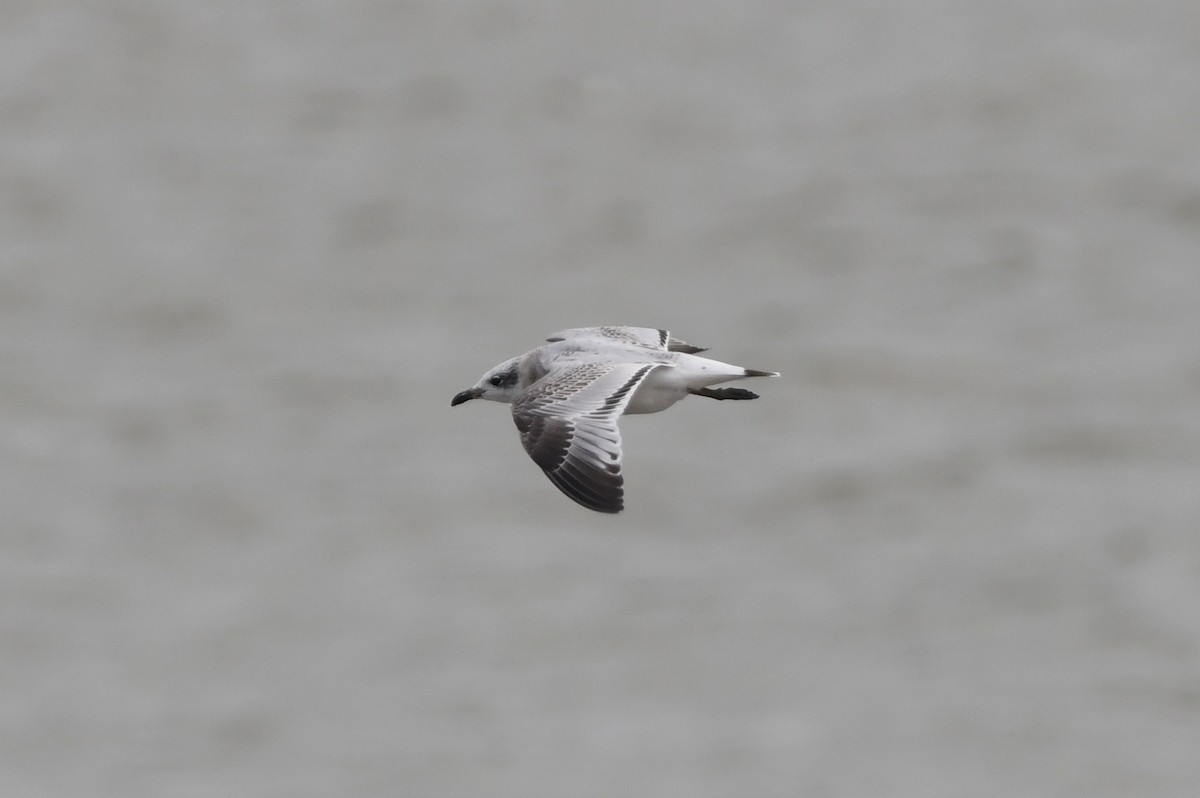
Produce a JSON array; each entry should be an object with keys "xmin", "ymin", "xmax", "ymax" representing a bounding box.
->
[{"xmin": 490, "ymin": 371, "xmax": 518, "ymax": 388}]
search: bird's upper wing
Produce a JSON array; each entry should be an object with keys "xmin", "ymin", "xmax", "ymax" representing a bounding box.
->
[
  {"xmin": 511, "ymin": 360, "xmax": 662, "ymax": 513},
  {"xmin": 545, "ymin": 326, "xmax": 706, "ymax": 354}
]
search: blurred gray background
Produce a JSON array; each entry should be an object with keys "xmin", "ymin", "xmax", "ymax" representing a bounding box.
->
[{"xmin": 4, "ymin": 1, "xmax": 1199, "ymax": 796}]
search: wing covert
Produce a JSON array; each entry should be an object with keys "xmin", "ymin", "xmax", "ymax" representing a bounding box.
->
[
  {"xmin": 512, "ymin": 362, "xmax": 659, "ymax": 513},
  {"xmin": 545, "ymin": 326, "xmax": 706, "ymax": 354}
]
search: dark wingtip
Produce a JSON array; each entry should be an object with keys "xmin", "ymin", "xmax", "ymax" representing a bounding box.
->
[
  {"xmin": 543, "ymin": 466, "xmax": 625, "ymax": 513},
  {"xmin": 550, "ymin": 473, "xmax": 624, "ymax": 513},
  {"xmin": 743, "ymin": 369, "xmax": 780, "ymax": 377},
  {"xmin": 580, "ymin": 497, "xmax": 623, "ymax": 514}
]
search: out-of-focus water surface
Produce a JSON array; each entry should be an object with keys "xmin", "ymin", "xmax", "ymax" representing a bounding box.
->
[{"xmin": 4, "ymin": 2, "xmax": 1199, "ymax": 796}]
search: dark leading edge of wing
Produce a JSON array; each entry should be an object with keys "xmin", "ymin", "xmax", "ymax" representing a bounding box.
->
[{"xmin": 512, "ymin": 362, "xmax": 657, "ymax": 513}]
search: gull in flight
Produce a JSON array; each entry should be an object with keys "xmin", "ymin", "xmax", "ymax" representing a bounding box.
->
[{"xmin": 450, "ymin": 326, "xmax": 778, "ymax": 513}]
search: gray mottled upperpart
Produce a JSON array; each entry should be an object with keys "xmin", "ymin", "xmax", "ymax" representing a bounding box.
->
[{"xmin": 450, "ymin": 326, "xmax": 778, "ymax": 513}]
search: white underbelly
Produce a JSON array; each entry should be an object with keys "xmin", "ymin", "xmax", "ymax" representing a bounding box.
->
[
  {"xmin": 624, "ymin": 367, "xmax": 688, "ymax": 414},
  {"xmin": 622, "ymin": 357, "xmax": 752, "ymax": 414}
]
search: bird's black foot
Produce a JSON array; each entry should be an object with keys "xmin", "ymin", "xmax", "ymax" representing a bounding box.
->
[{"xmin": 690, "ymin": 387, "xmax": 760, "ymax": 401}]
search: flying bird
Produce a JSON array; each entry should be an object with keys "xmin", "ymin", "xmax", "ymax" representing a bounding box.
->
[{"xmin": 450, "ymin": 326, "xmax": 778, "ymax": 513}]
